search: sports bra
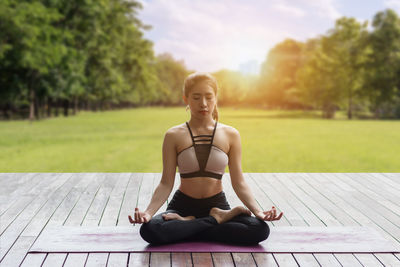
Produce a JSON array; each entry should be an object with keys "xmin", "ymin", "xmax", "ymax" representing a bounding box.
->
[{"xmin": 177, "ymin": 121, "xmax": 229, "ymax": 180}]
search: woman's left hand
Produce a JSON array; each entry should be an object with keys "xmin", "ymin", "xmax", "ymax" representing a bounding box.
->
[{"xmin": 255, "ymin": 206, "xmax": 283, "ymax": 221}]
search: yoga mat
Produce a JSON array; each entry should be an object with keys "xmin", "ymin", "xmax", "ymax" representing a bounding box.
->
[{"xmin": 29, "ymin": 226, "xmax": 399, "ymax": 253}]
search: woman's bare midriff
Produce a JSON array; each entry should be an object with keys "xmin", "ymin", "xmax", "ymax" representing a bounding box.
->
[{"xmin": 178, "ymin": 177, "xmax": 223, "ymax": 199}]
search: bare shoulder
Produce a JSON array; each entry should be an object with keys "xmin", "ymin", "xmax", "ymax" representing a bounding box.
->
[
  {"xmin": 218, "ymin": 122, "xmax": 240, "ymax": 139},
  {"xmin": 163, "ymin": 123, "xmax": 188, "ymax": 142}
]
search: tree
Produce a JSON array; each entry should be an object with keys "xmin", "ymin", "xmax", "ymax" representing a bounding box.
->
[
  {"xmin": 364, "ymin": 9, "xmax": 400, "ymax": 118},
  {"xmin": 325, "ymin": 17, "xmax": 369, "ymax": 119},
  {"xmin": 0, "ymin": 0, "xmax": 66, "ymax": 120},
  {"xmin": 154, "ymin": 53, "xmax": 189, "ymax": 105},
  {"xmin": 258, "ymin": 39, "xmax": 304, "ymax": 108}
]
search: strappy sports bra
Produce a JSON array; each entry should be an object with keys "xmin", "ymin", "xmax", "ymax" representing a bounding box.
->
[{"xmin": 177, "ymin": 121, "xmax": 229, "ymax": 180}]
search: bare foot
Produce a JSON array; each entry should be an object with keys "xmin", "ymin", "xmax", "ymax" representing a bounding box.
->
[
  {"xmin": 162, "ymin": 213, "xmax": 195, "ymax": 221},
  {"xmin": 210, "ymin": 206, "xmax": 251, "ymax": 224}
]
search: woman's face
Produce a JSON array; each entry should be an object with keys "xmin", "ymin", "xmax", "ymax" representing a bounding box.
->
[{"xmin": 185, "ymin": 81, "xmax": 217, "ymax": 118}]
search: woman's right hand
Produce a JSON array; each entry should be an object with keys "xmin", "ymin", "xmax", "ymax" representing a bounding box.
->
[{"xmin": 128, "ymin": 207, "xmax": 152, "ymax": 224}]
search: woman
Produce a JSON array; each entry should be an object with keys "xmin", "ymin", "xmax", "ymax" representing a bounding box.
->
[{"xmin": 129, "ymin": 72, "xmax": 283, "ymax": 245}]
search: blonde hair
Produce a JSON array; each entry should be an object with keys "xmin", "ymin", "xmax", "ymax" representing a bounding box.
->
[{"xmin": 183, "ymin": 72, "xmax": 219, "ymax": 121}]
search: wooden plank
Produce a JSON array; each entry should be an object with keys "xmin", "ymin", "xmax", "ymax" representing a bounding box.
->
[
  {"xmin": 192, "ymin": 252, "xmax": 213, "ymax": 266},
  {"xmin": 270, "ymin": 173, "xmax": 328, "ymax": 226},
  {"xmin": 41, "ymin": 253, "xmax": 67, "ymax": 267},
  {"xmin": 304, "ymin": 173, "xmax": 398, "ymax": 265},
  {"xmin": 136, "ymin": 173, "xmax": 158, "ymax": 266},
  {"xmin": 59, "ymin": 174, "xmax": 105, "ymax": 267},
  {"xmin": 171, "ymin": 252, "xmax": 192, "ymax": 266},
  {"xmin": 313, "ymin": 254, "xmax": 342, "ymax": 267},
  {"xmin": 252, "ymin": 253, "xmax": 278, "ymax": 267},
  {"xmin": 128, "ymin": 253, "xmax": 149, "ymax": 267},
  {"xmin": 107, "ymin": 253, "xmax": 129, "ymax": 267},
  {"xmin": 288, "ymin": 173, "xmax": 358, "ymax": 226},
  {"xmin": 76, "ymin": 174, "xmax": 120, "ymax": 267},
  {"xmin": 0, "ymin": 173, "xmax": 59, "ymax": 233},
  {"xmin": 278, "ymin": 173, "xmax": 343, "ymax": 226},
  {"xmin": 136, "ymin": 173, "xmax": 157, "ymax": 211},
  {"xmin": 0, "ymin": 173, "xmax": 72, "ymax": 263},
  {"xmin": 117, "ymin": 173, "xmax": 143, "ymax": 226},
  {"xmin": 353, "ymin": 253, "xmax": 384, "ymax": 267},
  {"xmin": 245, "ymin": 173, "xmax": 288, "ymax": 227},
  {"xmin": 334, "ymin": 254, "xmax": 363, "ymax": 266},
  {"xmin": 272, "ymin": 253, "xmax": 298, "ymax": 266},
  {"xmin": 252, "ymin": 173, "xmax": 306, "ymax": 226},
  {"xmin": 0, "ymin": 236, "xmax": 36, "ymax": 267},
  {"xmin": 324, "ymin": 173, "xmax": 400, "ymax": 248},
  {"xmin": 63, "ymin": 253, "xmax": 88, "ymax": 267},
  {"xmin": 20, "ymin": 174, "xmax": 82, "ymax": 237},
  {"xmin": 46, "ymin": 173, "xmax": 96, "ymax": 227},
  {"xmin": 85, "ymin": 253, "xmax": 109, "ymax": 267},
  {"xmin": 150, "ymin": 253, "xmax": 170, "ymax": 267},
  {"xmin": 63, "ymin": 173, "xmax": 107, "ymax": 226},
  {"xmin": 82, "ymin": 173, "xmax": 119, "ymax": 226},
  {"xmin": 20, "ymin": 253, "xmax": 46, "ymax": 267},
  {"xmin": 3, "ymin": 174, "xmax": 80, "ymax": 265},
  {"xmin": 292, "ymin": 254, "xmax": 319, "ymax": 267},
  {"xmin": 100, "ymin": 173, "xmax": 131, "ymax": 226},
  {"xmin": 304, "ymin": 173, "xmax": 400, "ymax": 247},
  {"xmin": 382, "ymin": 173, "xmax": 400, "ymax": 185},
  {"xmin": 279, "ymin": 174, "xmax": 342, "ymax": 267},
  {"xmin": 212, "ymin": 253, "xmax": 234, "ymax": 267},
  {"xmin": 0, "ymin": 173, "xmax": 42, "ymax": 214},
  {"xmin": 374, "ymin": 253, "xmax": 400, "ymax": 266},
  {"xmin": 341, "ymin": 173, "xmax": 400, "ymax": 215},
  {"xmin": 231, "ymin": 253, "xmax": 256, "ymax": 266}
]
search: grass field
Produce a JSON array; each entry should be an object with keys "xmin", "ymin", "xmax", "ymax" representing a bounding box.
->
[{"xmin": 0, "ymin": 107, "xmax": 399, "ymax": 172}]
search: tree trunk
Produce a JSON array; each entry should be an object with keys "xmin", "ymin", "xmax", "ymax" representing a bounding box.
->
[
  {"xmin": 73, "ymin": 96, "xmax": 78, "ymax": 115},
  {"xmin": 29, "ymin": 87, "xmax": 35, "ymax": 121},
  {"xmin": 55, "ymin": 99, "xmax": 59, "ymax": 117},
  {"xmin": 34, "ymin": 93, "xmax": 40, "ymax": 120},
  {"xmin": 3, "ymin": 104, "xmax": 10, "ymax": 120},
  {"xmin": 63, "ymin": 99, "xmax": 69, "ymax": 117},
  {"xmin": 47, "ymin": 97, "xmax": 52, "ymax": 117},
  {"xmin": 347, "ymin": 86, "xmax": 353, "ymax": 119}
]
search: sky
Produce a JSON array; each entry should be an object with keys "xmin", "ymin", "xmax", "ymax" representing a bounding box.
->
[{"xmin": 137, "ymin": 0, "xmax": 400, "ymax": 74}]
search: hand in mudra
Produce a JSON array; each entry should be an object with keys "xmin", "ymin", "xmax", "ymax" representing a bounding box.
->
[
  {"xmin": 255, "ymin": 206, "xmax": 283, "ymax": 221},
  {"xmin": 128, "ymin": 207, "xmax": 152, "ymax": 224}
]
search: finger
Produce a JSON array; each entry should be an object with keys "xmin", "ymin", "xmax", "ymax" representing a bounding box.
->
[
  {"xmin": 274, "ymin": 212, "xmax": 283, "ymax": 221},
  {"xmin": 143, "ymin": 216, "xmax": 148, "ymax": 223},
  {"xmin": 134, "ymin": 208, "xmax": 139, "ymax": 222},
  {"xmin": 128, "ymin": 215, "xmax": 135, "ymax": 224},
  {"xmin": 264, "ymin": 213, "xmax": 272, "ymax": 221}
]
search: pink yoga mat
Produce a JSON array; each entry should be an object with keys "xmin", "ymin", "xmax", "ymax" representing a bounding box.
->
[{"xmin": 29, "ymin": 226, "xmax": 399, "ymax": 253}]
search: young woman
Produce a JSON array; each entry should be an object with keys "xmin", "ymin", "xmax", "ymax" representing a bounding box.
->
[{"xmin": 129, "ymin": 72, "xmax": 283, "ymax": 245}]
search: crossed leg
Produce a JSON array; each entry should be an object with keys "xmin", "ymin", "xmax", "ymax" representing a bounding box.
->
[{"xmin": 139, "ymin": 207, "xmax": 269, "ymax": 245}]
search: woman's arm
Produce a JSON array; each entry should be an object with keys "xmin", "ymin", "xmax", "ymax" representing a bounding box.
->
[
  {"xmin": 228, "ymin": 127, "xmax": 283, "ymax": 221},
  {"xmin": 144, "ymin": 129, "xmax": 177, "ymax": 217},
  {"xmin": 227, "ymin": 128, "xmax": 262, "ymax": 215},
  {"xmin": 129, "ymin": 129, "xmax": 177, "ymax": 223}
]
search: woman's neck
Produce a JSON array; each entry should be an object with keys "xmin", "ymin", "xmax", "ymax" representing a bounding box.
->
[{"xmin": 188, "ymin": 116, "xmax": 215, "ymax": 129}]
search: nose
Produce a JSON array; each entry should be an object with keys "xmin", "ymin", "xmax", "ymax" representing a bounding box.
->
[{"xmin": 201, "ymin": 97, "xmax": 207, "ymax": 107}]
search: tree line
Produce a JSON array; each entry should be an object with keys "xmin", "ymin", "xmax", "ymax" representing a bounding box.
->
[
  {"xmin": 1, "ymin": 1, "xmax": 400, "ymax": 120},
  {"xmin": 256, "ymin": 9, "xmax": 400, "ymax": 119}
]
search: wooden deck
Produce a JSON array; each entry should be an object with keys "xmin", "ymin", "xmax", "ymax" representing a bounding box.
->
[{"xmin": 0, "ymin": 173, "xmax": 399, "ymax": 266}]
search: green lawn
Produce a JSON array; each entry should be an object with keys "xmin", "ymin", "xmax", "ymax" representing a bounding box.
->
[{"xmin": 0, "ymin": 107, "xmax": 399, "ymax": 172}]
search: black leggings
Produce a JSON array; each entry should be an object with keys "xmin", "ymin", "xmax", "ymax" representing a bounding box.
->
[{"xmin": 140, "ymin": 189, "xmax": 270, "ymax": 245}]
